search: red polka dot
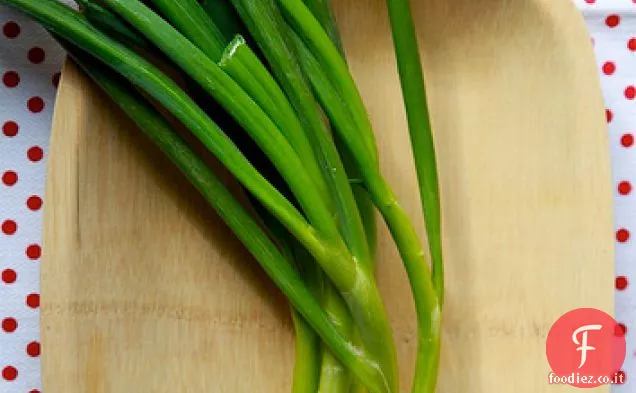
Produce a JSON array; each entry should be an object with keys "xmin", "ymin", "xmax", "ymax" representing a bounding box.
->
[
  {"xmin": 616, "ymin": 276, "xmax": 629, "ymax": 290},
  {"xmin": 2, "ymin": 366, "xmax": 17, "ymax": 381},
  {"xmin": 27, "ymin": 47, "xmax": 45, "ymax": 64},
  {"xmin": 1, "ymin": 269, "xmax": 16, "ymax": 284},
  {"xmin": 626, "ymin": 86, "xmax": 636, "ymax": 100},
  {"xmin": 26, "ymin": 293, "xmax": 39, "ymax": 308},
  {"xmin": 617, "ymin": 228, "xmax": 630, "ymax": 242},
  {"xmin": 1, "ymin": 220, "xmax": 16, "ymax": 235},
  {"xmin": 2, "ymin": 71, "xmax": 19, "ymax": 88},
  {"xmin": 2, "ymin": 22, "xmax": 20, "ymax": 39},
  {"xmin": 606, "ymin": 14, "xmax": 621, "ymax": 28},
  {"xmin": 618, "ymin": 181, "xmax": 632, "ymax": 195},
  {"xmin": 52, "ymin": 72, "xmax": 61, "ymax": 88},
  {"xmin": 603, "ymin": 62, "xmax": 616, "ymax": 75},
  {"xmin": 622, "ymin": 133, "xmax": 634, "ymax": 147},
  {"xmin": 26, "ymin": 341, "xmax": 40, "ymax": 357},
  {"xmin": 27, "ymin": 146, "xmax": 44, "ymax": 162},
  {"xmin": 606, "ymin": 109, "xmax": 613, "ymax": 123},
  {"xmin": 27, "ymin": 96, "xmax": 44, "ymax": 113},
  {"xmin": 1, "ymin": 317, "xmax": 17, "ymax": 333},
  {"xmin": 629, "ymin": 38, "xmax": 636, "ymax": 51},
  {"xmin": 584, "ymin": 0, "xmax": 595, "ymax": 3},
  {"xmin": 27, "ymin": 195, "xmax": 43, "ymax": 211},
  {"xmin": 30, "ymin": 390, "xmax": 40, "ymax": 393},
  {"xmin": 26, "ymin": 244, "xmax": 41, "ymax": 260},
  {"xmin": 615, "ymin": 323, "xmax": 627, "ymax": 337},
  {"xmin": 2, "ymin": 121, "xmax": 18, "ymax": 137},
  {"xmin": 1, "ymin": 171, "xmax": 17, "ymax": 186},
  {"xmin": 616, "ymin": 370, "xmax": 626, "ymax": 384}
]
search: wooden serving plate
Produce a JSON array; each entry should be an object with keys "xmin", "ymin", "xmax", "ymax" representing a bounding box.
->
[{"xmin": 42, "ymin": 0, "xmax": 613, "ymax": 392}]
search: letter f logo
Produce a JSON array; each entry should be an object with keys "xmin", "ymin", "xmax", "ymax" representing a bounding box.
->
[{"xmin": 572, "ymin": 324, "xmax": 603, "ymax": 368}]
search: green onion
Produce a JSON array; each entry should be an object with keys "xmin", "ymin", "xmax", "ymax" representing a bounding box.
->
[
  {"xmin": 282, "ymin": 6, "xmax": 443, "ymax": 393},
  {"xmin": 99, "ymin": 10, "xmax": 400, "ymax": 390},
  {"xmin": 384, "ymin": 2, "xmax": 443, "ymax": 390},
  {"xmin": 199, "ymin": 0, "xmax": 250, "ymax": 44},
  {"xmin": 301, "ymin": 0, "xmax": 344, "ymax": 55},
  {"xmin": 293, "ymin": 0, "xmax": 377, "ymax": 262},
  {"xmin": 76, "ymin": 0, "xmax": 149, "ymax": 49},
  {"xmin": 126, "ymin": 1, "xmax": 377, "ymax": 391},
  {"xmin": 249, "ymin": 187, "xmax": 324, "ymax": 393},
  {"xmin": 224, "ymin": 3, "xmax": 390, "ymax": 391},
  {"xmin": 54, "ymin": 37, "xmax": 385, "ymax": 393},
  {"xmin": 275, "ymin": 0, "xmax": 378, "ymax": 164},
  {"xmin": 385, "ymin": 0, "xmax": 443, "ymax": 304},
  {"xmin": 218, "ymin": 35, "xmax": 330, "ymax": 206},
  {"xmin": 4, "ymin": 0, "xmax": 446, "ymax": 391},
  {"xmin": 2, "ymin": 0, "xmax": 391, "ymax": 389},
  {"xmin": 147, "ymin": 0, "xmax": 226, "ymax": 58},
  {"xmin": 3, "ymin": 0, "xmax": 359, "ymax": 314},
  {"xmin": 226, "ymin": 0, "xmax": 372, "ymax": 267},
  {"xmin": 291, "ymin": 309, "xmax": 322, "ymax": 393},
  {"xmin": 102, "ymin": 0, "xmax": 343, "ymax": 253}
]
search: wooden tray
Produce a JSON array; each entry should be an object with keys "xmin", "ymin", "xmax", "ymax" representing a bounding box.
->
[{"xmin": 42, "ymin": 0, "xmax": 614, "ymax": 392}]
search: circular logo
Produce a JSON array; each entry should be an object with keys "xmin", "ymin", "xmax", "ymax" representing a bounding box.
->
[{"xmin": 546, "ymin": 308, "xmax": 626, "ymax": 388}]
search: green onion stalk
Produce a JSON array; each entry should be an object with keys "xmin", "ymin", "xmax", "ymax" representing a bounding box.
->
[
  {"xmin": 6, "ymin": 0, "xmax": 392, "ymax": 390},
  {"xmin": 275, "ymin": 1, "xmax": 443, "ymax": 392},
  {"xmin": 71, "ymin": 0, "xmax": 368, "ymax": 390},
  {"xmin": 179, "ymin": 3, "xmax": 349, "ymax": 391},
  {"xmin": 219, "ymin": 0, "xmax": 383, "ymax": 391},
  {"xmin": 54, "ymin": 36, "xmax": 384, "ymax": 392},
  {"xmin": 90, "ymin": 14, "xmax": 399, "ymax": 387},
  {"xmin": 1, "ymin": 0, "xmax": 446, "ymax": 392},
  {"xmin": 301, "ymin": 0, "xmax": 343, "ymax": 54},
  {"xmin": 137, "ymin": 1, "xmax": 379, "ymax": 391},
  {"xmin": 296, "ymin": 0, "xmax": 378, "ymax": 263},
  {"xmin": 282, "ymin": 8, "xmax": 380, "ymax": 391},
  {"xmin": 384, "ymin": 1, "xmax": 444, "ymax": 391}
]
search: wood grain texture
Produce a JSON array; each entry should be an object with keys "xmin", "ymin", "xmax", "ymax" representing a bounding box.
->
[{"xmin": 42, "ymin": 0, "xmax": 613, "ymax": 392}]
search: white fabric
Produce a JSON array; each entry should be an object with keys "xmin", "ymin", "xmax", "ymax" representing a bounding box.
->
[
  {"xmin": 0, "ymin": 5, "xmax": 65, "ymax": 392},
  {"xmin": 574, "ymin": 0, "xmax": 636, "ymax": 390}
]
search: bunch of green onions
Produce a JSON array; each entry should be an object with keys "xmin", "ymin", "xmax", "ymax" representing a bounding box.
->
[{"xmin": 2, "ymin": 0, "xmax": 444, "ymax": 392}]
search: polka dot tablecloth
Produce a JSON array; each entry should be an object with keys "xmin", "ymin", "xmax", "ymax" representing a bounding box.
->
[
  {"xmin": 0, "ymin": 3, "xmax": 66, "ymax": 393},
  {"xmin": 579, "ymin": 0, "xmax": 636, "ymax": 390},
  {"xmin": 0, "ymin": 1, "xmax": 633, "ymax": 392}
]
